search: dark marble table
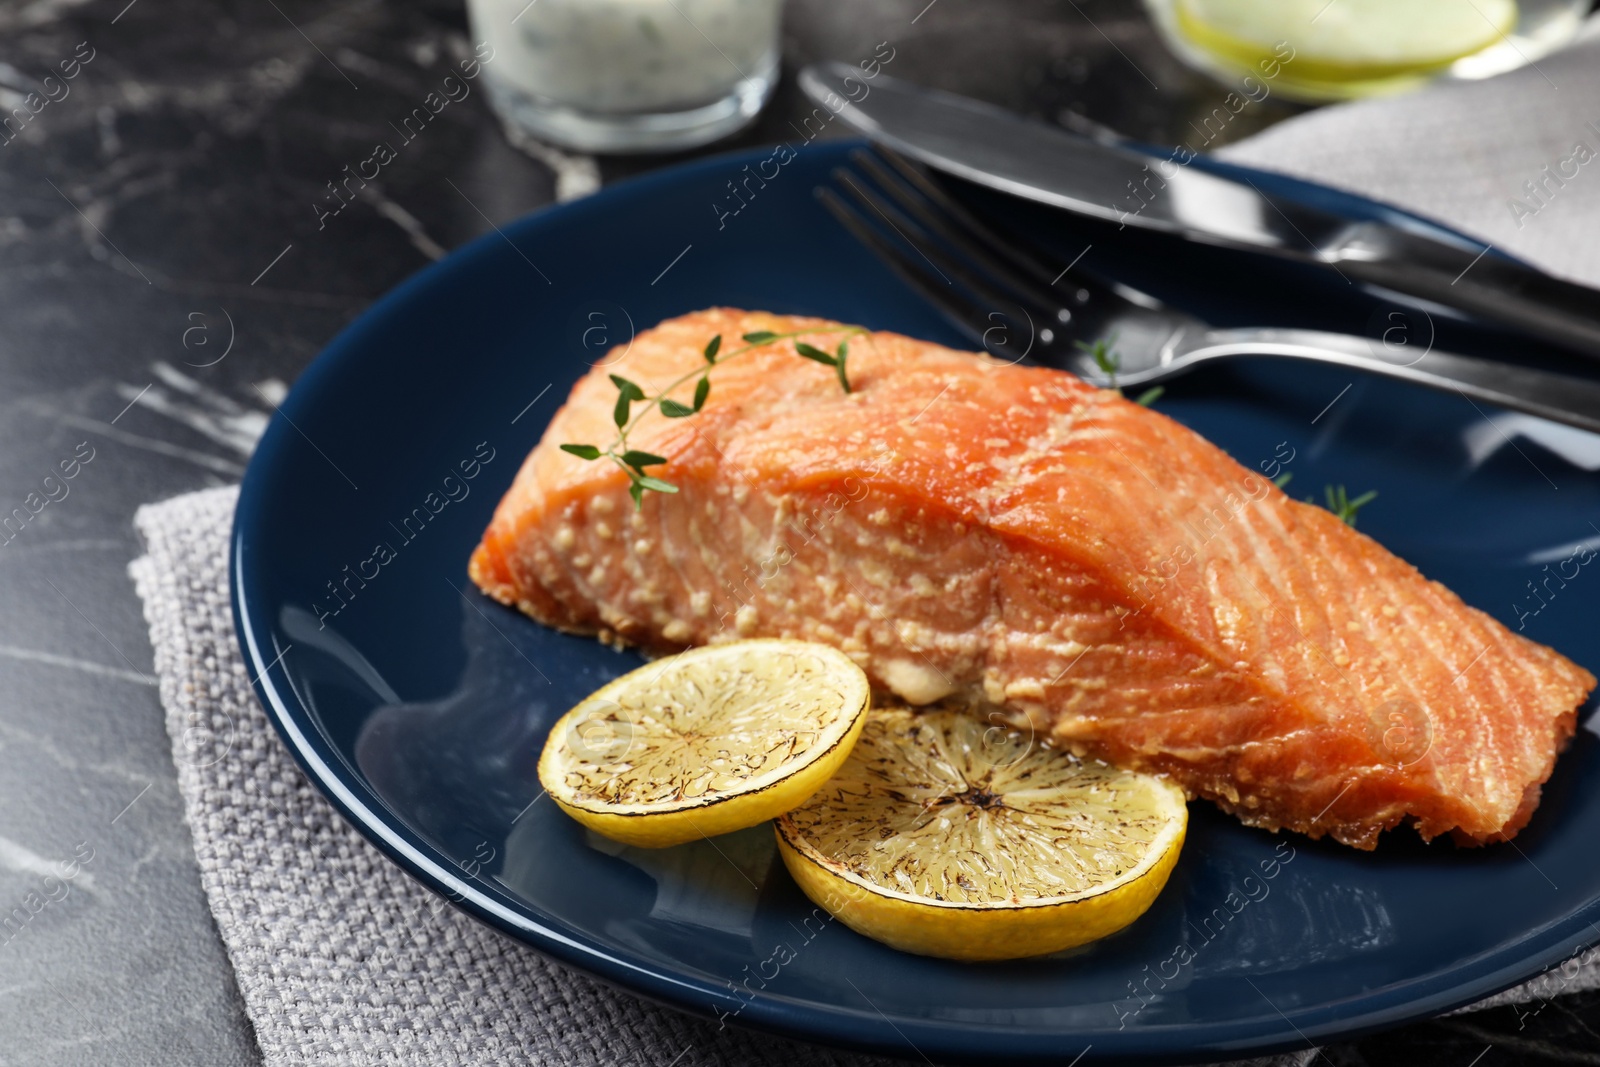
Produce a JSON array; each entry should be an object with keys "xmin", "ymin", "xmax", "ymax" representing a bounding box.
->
[{"xmin": 0, "ymin": 0, "xmax": 1593, "ymax": 1063}]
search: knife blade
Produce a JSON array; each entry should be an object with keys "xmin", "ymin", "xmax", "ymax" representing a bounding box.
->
[{"xmin": 800, "ymin": 62, "xmax": 1600, "ymax": 361}]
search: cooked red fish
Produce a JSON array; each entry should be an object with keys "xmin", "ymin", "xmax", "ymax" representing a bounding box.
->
[{"xmin": 471, "ymin": 309, "xmax": 1594, "ymax": 849}]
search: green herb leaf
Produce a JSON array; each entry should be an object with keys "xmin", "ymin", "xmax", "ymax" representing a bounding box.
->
[
  {"xmin": 1134, "ymin": 385, "xmax": 1164, "ymax": 407},
  {"xmin": 591, "ymin": 325, "xmax": 865, "ymax": 511},
  {"xmin": 795, "ymin": 341, "xmax": 837, "ymax": 366},
  {"xmin": 1074, "ymin": 336, "xmax": 1121, "ymax": 388},
  {"xmin": 609, "ymin": 374, "xmax": 646, "ymax": 401},
  {"xmin": 1320, "ymin": 484, "xmax": 1377, "ymax": 527},
  {"xmin": 1342, "ymin": 490, "xmax": 1378, "ymax": 527},
  {"xmin": 1272, "ymin": 472, "xmax": 1293, "ymax": 490},
  {"xmin": 620, "ymin": 450, "xmax": 668, "ymax": 471}
]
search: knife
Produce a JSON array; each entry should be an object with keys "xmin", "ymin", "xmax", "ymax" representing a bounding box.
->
[{"xmin": 800, "ymin": 62, "xmax": 1600, "ymax": 360}]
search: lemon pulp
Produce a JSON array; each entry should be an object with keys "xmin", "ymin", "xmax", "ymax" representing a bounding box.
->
[
  {"xmin": 775, "ymin": 706, "xmax": 1188, "ymax": 961},
  {"xmin": 1176, "ymin": 0, "xmax": 1517, "ymax": 85},
  {"xmin": 538, "ymin": 639, "xmax": 870, "ymax": 848}
]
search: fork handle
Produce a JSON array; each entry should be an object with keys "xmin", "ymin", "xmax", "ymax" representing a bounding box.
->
[{"xmin": 1175, "ymin": 328, "xmax": 1600, "ymax": 435}]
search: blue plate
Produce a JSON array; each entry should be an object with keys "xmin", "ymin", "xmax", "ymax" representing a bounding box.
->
[{"xmin": 232, "ymin": 140, "xmax": 1600, "ymax": 1064}]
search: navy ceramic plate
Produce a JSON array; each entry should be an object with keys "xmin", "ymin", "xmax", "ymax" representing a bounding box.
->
[{"xmin": 233, "ymin": 140, "xmax": 1600, "ymax": 1064}]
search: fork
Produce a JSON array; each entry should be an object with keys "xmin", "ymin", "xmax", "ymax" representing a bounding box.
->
[{"xmin": 818, "ymin": 148, "xmax": 1600, "ymax": 435}]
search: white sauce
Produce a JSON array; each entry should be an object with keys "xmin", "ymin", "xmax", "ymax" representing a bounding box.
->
[{"xmin": 468, "ymin": 0, "xmax": 782, "ymax": 113}]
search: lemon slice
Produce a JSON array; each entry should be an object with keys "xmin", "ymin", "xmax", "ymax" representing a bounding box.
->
[
  {"xmin": 1176, "ymin": 0, "xmax": 1517, "ymax": 83},
  {"xmin": 774, "ymin": 706, "xmax": 1187, "ymax": 960},
  {"xmin": 538, "ymin": 639, "xmax": 870, "ymax": 848}
]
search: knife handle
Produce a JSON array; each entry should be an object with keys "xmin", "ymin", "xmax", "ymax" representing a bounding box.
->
[{"xmin": 1335, "ymin": 227, "xmax": 1600, "ymax": 362}]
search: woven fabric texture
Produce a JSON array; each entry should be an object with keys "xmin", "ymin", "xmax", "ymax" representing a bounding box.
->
[{"xmin": 1217, "ymin": 25, "xmax": 1600, "ymax": 287}]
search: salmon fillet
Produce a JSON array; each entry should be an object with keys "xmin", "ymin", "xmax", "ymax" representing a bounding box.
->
[{"xmin": 470, "ymin": 309, "xmax": 1594, "ymax": 849}]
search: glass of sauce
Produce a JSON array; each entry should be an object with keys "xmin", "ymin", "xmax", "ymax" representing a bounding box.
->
[{"xmin": 468, "ymin": 0, "xmax": 784, "ymax": 153}]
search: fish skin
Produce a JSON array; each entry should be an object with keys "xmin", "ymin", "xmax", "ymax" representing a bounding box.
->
[{"xmin": 470, "ymin": 309, "xmax": 1595, "ymax": 849}]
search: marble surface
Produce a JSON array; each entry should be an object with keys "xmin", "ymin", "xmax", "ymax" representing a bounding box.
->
[{"xmin": 0, "ymin": 0, "xmax": 1593, "ymax": 1064}]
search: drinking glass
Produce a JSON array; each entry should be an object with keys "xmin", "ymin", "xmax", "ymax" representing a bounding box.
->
[
  {"xmin": 1144, "ymin": 0, "xmax": 1591, "ymax": 103},
  {"xmin": 467, "ymin": 0, "xmax": 784, "ymax": 153}
]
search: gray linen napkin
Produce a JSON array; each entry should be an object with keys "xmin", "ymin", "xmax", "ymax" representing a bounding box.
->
[{"xmin": 1216, "ymin": 23, "xmax": 1600, "ymax": 287}]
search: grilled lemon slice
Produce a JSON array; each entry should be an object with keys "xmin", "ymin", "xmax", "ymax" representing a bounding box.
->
[
  {"xmin": 1176, "ymin": 0, "xmax": 1516, "ymax": 84},
  {"xmin": 775, "ymin": 706, "xmax": 1187, "ymax": 960},
  {"xmin": 538, "ymin": 639, "xmax": 870, "ymax": 848}
]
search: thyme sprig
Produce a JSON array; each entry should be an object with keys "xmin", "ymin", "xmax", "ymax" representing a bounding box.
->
[
  {"xmin": 1318, "ymin": 484, "xmax": 1378, "ymax": 528},
  {"xmin": 561, "ymin": 326, "xmax": 866, "ymax": 508},
  {"xmin": 1074, "ymin": 334, "xmax": 1160, "ymax": 406},
  {"xmin": 1275, "ymin": 473, "xmax": 1378, "ymax": 526},
  {"xmin": 1273, "ymin": 476, "xmax": 1376, "ymax": 524},
  {"xmin": 1077, "ymin": 335, "xmax": 1120, "ymax": 389}
]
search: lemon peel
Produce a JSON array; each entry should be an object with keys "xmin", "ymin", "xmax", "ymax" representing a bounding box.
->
[
  {"xmin": 776, "ymin": 706, "xmax": 1187, "ymax": 960},
  {"xmin": 539, "ymin": 639, "xmax": 870, "ymax": 848}
]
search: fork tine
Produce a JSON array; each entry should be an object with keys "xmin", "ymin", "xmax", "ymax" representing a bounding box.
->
[
  {"xmin": 829, "ymin": 166, "xmax": 1052, "ymax": 331},
  {"xmin": 815, "ymin": 187, "xmax": 1032, "ymax": 359},
  {"xmin": 873, "ymin": 146, "xmax": 1171, "ymax": 317},
  {"xmin": 851, "ymin": 148, "xmax": 1071, "ymax": 312},
  {"xmin": 848, "ymin": 151, "xmax": 1059, "ymax": 317}
]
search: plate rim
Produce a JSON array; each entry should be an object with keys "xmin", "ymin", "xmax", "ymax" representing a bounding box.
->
[{"xmin": 231, "ymin": 138, "xmax": 1600, "ymax": 1065}]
